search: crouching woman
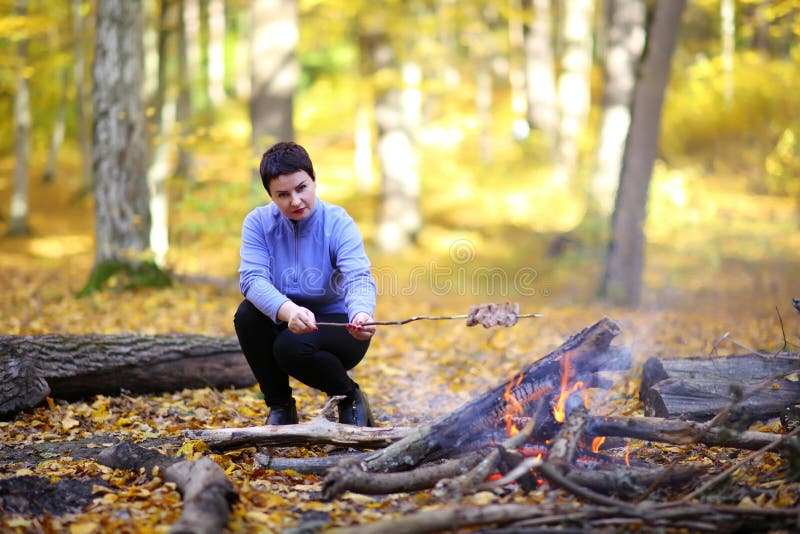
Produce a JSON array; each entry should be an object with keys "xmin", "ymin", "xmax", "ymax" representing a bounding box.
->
[{"xmin": 234, "ymin": 141, "xmax": 376, "ymax": 426}]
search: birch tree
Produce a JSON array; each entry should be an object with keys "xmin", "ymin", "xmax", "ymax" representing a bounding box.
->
[
  {"xmin": 250, "ymin": 0, "xmax": 299, "ymax": 148},
  {"xmin": 590, "ymin": 0, "xmax": 647, "ymax": 216},
  {"xmin": 84, "ymin": 0, "xmax": 168, "ymax": 294},
  {"xmin": 599, "ymin": 0, "xmax": 687, "ymax": 307},
  {"xmin": 8, "ymin": 0, "xmax": 31, "ymax": 237}
]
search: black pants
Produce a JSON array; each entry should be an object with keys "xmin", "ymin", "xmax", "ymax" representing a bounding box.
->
[{"xmin": 233, "ymin": 299, "xmax": 371, "ymax": 407}]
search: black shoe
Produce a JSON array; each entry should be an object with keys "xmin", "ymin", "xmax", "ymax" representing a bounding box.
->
[
  {"xmin": 266, "ymin": 398, "xmax": 298, "ymax": 425},
  {"xmin": 338, "ymin": 385, "xmax": 375, "ymax": 427}
]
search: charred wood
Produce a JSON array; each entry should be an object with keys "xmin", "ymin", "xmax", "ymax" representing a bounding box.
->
[
  {"xmin": 586, "ymin": 415, "xmax": 785, "ymax": 451},
  {"xmin": 342, "ymin": 318, "xmax": 627, "ymax": 475}
]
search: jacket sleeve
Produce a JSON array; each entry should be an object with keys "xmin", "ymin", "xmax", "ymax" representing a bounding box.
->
[
  {"xmin": 332, "ymin": 214, "xmax": 376, "ymax": 322},
  {"xmin": 238, "ymin": 210, "xmax": 289, "ymax": 322}
]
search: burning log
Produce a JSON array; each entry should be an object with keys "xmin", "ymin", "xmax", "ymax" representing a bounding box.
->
[
  {"xmin": 640, "ymin": 353, "xmax": 800, "ymax": 423},
  {"xmin": 321, "ymin": 317, "xmax": 629, "ymax": 498}
]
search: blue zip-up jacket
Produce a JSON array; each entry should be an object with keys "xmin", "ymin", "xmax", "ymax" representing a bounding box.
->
[{"xmin": 238, "ymin": 198, "xmax": 376, "ymax": 323}]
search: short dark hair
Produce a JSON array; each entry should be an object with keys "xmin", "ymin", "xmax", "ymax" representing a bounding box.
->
[{"xmin": 259, "ymin": 141, "xmax": 316, "ymax": 194}]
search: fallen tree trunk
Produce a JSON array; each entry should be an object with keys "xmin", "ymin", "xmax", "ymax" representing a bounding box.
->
[{"xmin": 0, "ymin": 334, "xmax": 254, "ymax": 419}]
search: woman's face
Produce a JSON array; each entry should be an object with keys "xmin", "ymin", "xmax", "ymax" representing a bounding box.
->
[{"xmin": 268, "ymin": 170, "xmax": 317, "ymax": 221}]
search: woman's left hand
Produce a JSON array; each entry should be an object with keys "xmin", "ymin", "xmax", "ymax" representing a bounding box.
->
[{"xmin": 348, "ymin": 312, "xmax": 376, "ymax": 341}]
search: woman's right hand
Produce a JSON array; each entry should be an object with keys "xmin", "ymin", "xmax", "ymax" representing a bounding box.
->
[{"xmin": 278, "ymin": 301, "xmax": 318, "ymax": 334}]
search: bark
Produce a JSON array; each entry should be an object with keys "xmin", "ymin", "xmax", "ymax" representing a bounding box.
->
[
  {"xmin": 250, "ymin": 0, "xmax": 298, "ymax": 146},
  {"xmin": 91, "ymin": 0, "xmax": 151, "ymax": 268},
  {"xmin": 98, "ymin": 441, "xmax": 236, "ymax": 534},
  {"xmin": 8, "ymin": 0, "xmax": 31, "ymax": 237},
  {"xmin": 599, "ymin": 0, "xmax": 687, "ymax": 306},
  {"xmin": 0, "ymin": 334, "xmax": 253, "ymax": 418}
]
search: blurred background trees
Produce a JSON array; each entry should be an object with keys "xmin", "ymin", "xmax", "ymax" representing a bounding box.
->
[{"xmin": 0, "ymin": 0, "xmax": 799, "ymax": 306}]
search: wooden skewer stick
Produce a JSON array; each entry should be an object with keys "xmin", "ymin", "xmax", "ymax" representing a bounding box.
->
[{"xmin": 316, "ymin": 302, "xmax": 542, "ymax": 328}]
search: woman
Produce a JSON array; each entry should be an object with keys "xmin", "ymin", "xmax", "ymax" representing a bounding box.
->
[{"xmin": 234, "ymin": 141, "xmax": 377, "ymax": 426}]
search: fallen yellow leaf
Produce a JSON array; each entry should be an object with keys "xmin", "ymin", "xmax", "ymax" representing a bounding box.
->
[{"xmin": 69, "ymin": 521, "xmax": 99, "ymax": 534}]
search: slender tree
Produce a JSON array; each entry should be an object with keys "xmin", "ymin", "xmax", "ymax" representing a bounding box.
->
[
  {"xmin": 73, "ymin": 0, "xmax": 93, "ymax": 192},
  {"xmin": 525, "ymin": 0, "xmax": 557, "ymax": 147},
  {"xmin": 84, "ymin": 0, "xmax": 169, "ymax": 294},
  {"xmin": 590, "ymin": 0, "xmax": 647, "ymax": 216},
  {"xmin": 598, "ymin": 0, "xmax": 687, "ymax": 307},
  {"xmin": 175, "ymin": 0, "xmax": 196, "ymax": 181},
  {"xmin": 552, "ymin": 0, "xmax": 595, "ymax": 188},
  {"xmin": 250, "ymin": 0, "xmax": 298, "ymax": 148},
  {"xmin": 8, "ymin": 0, "xmax": 31, "ymax": 236}
]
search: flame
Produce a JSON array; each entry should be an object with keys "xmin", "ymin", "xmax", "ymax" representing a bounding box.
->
[
  {"xmin": 591, "ymin": 436, "xmax": 606, "ymax": 453},
  {"xmin": 624, "ymin": 443, "xmax": 631, "ymax": 467},
  {"xmin": 552, "ymin": 350, "xmax": 585, "ymax": 423},
  {"xmin": 502, "ymin": 373, "xmax": 525, "ymax": 436}
]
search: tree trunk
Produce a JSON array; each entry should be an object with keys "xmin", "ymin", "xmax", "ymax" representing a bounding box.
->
[
  {"xmin": 525, "ymin": 0, "xmax": 558, "ymax": 145},
  {"xmin": 73, "ymin": 0, "xmax": 93, "ymax": 192},
  {"xmin": 207, "ymin": 0, "xmax": 226, "ymax": 107},
  {"xmin": 720, "ymin": 0, "xmax": 735, "ymax": 102},
  {"xmin": 598, "ymin": 0, "xmax": 686, "ymax": 306},
  {"xmin": 589, "ymin": 0, "xmax": 646, "ymax": 216},
  {"xmin": 250, "ymin": 0, "xmax": 298, "ymax": 148},
  {"xmin": 89, "ymin": 0, "xmax": 155, "ymax": 289},
  {"xmin": 150, "ymin": 0, "xmax": 181, "ymax": 266},
  {"xmin": 371, "ymin": 34, "xmax": 422, "ymax": 253},
  {"xmin": 175, "ymin": 0, "xmax": 196, "ymax": 182},
  {"xmin": 8, "ymin": 0, "xmax": 32, "ymax": 237},
  {"xmin": 552, "ymin": 0, "xmax": 595, "ymax": 188},
  {"xmin": 508, "ymin": 0, "xmax": 529, "ymax": 139},
  {"xmin": 0, "ymin": 333, "xmax": 253, "ymax": 418},
  {"xmin": 43, "ymin": 67, "xmax": 68, "ymax": 183}
]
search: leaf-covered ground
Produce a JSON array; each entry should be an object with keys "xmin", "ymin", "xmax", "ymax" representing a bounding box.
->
[{"xmin": 2, "ymin": 155, "xmax": 800, "ymax": 532}]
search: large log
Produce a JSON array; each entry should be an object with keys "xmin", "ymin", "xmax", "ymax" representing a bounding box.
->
[
  {"xmin": 0, "ymin": 334, "xmax": 254, "ymax": 419},
  {"xmin": 639, "ymin": 352, "xmax": 800, "ymax": 400},
  {"xmin": 642, "ymin": 376, "xmax": 800, "ymax": 422},
  {"xmin": 639, "ymin": 353, "xmax": 800, "ymax": 423}
]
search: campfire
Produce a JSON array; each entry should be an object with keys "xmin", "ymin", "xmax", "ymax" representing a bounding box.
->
[{"xmin": 172, "ymin": 311, "xmax": 800, "ymax": 532}]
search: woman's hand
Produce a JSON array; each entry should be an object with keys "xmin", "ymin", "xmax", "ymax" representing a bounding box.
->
[
  {"xmin": 278, "ymin": 301, "xmax": 318, "ymax": 334},
  {"xmin": 348, "ymin": 312, "xmax": 376, "ymax": 341}
]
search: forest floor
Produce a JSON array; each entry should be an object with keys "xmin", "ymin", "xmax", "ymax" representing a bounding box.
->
[{"xmin": 1, "ymin": 148, "xmax": 800, "ymax": 532}]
